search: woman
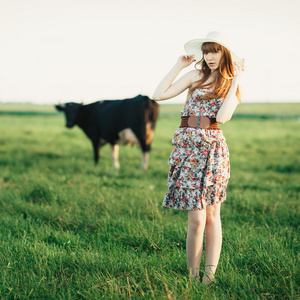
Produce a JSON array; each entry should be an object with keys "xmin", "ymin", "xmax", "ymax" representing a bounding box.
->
[{"xmin": 153, "ymin": 31, "xmax": 244, "ymax": 284}]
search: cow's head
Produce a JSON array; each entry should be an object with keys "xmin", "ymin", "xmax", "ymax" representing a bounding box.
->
[{"xmin": 55, "ymin": 102, "xmax": 83, "ymax": 128}]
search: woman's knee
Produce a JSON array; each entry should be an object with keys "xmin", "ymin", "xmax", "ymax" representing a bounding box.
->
[
  {"xmin": 188, "ymin": 210, "xmax": 206, "ymax": 230},
  {"xmin": 206, "ymin": 203, "xmax": 221, "ymax": 224}
]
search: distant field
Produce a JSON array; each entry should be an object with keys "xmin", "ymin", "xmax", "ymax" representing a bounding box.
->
[
  {"xmin": 0, "ymin": 103, "xmax": 299, "ymax": 299},
  {"xmin": 0, "ymin": 102, "xmax": 300, "ymax": 117},
  {"xmin": 160, "ymin": 102, "xmax": 300, "ymax": 118},
  {"xmin": 0, "ymin": 103, "xmax": 56, "ymax": 112},
  {"xmin": 234, "ymin": 102, "xmax": 300, "ymax": 115}
]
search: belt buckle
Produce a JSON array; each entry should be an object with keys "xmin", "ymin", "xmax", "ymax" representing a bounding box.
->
[
  {"xmin": 200, "ymin": 117, "xmax": 211, "ymax": 129},
  {"xmin": 187, "ymin": 116, "xmax": 198, "ymax": 127},
  {"xmin": 187, "ymin": 116, "xmax": 211, "ymax": 129}
]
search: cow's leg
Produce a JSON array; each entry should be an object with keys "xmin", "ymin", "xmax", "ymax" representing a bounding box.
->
[
  {"xmin": 142, "ymin": 151, "xmax": 149, "ymax": 170},
  {"xmin": 141, "ymin": 122, "xmax": 155, "ymax": 170},
  {"xmin": 111, "ymin": 144, "xmax": 120, "ymax": 169},
  {"xmin": 92, "ymin": 140, "xmax": 100, "ymax": 164},
  {"xmin": 131, "ymin": 128, "xmax": 151, "ymax": 170}
]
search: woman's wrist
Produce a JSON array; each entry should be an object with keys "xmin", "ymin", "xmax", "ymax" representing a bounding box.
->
[
  {"xmin": 231, "ymin": 78, "xmax": 239, "ymax": 89},
  {"xmin": 174, "ymin": 62, "xmax": 186, "ymax": 72}
]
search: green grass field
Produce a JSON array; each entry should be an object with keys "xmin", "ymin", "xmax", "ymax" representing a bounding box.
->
[{"xmin": 0, "ymin": 103, "xmax": 299, "ymax": 299}]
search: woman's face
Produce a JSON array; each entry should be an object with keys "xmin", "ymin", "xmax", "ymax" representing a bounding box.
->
[{"xmin": 203, "ymin": 50, "xmax": 222, "ymax": 71}]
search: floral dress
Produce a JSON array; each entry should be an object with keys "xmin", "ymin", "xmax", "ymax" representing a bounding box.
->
[{"xmin": 162, "ymin": 89, "xmax": 230, "ymax": 210}]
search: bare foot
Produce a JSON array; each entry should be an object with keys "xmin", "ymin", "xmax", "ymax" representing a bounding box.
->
[{"xmin": 202, "ymin": 274, "xmax": 216, "ymax": 285}]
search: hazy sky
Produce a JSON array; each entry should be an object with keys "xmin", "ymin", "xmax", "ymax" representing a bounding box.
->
[{"xmin": 0, "ymin": 0, "xmax": 299, "ymax": 104}]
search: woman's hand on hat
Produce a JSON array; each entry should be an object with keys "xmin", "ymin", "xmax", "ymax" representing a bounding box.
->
[
  {"xmin": 233, "ymin": 58, "xmax": 245, "ymax": 83},
  {"xmin": 177, "ymin": 55, "xmax": 196, "ymax": 69}
]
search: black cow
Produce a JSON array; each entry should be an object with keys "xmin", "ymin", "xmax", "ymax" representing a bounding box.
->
[{"xmin": 55, "ymin": 95, "xmax": 159, "ymax": 170}]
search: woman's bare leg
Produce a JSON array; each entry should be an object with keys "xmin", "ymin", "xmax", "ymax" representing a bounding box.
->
[
  {"xmin": 202, "ymin": 202, "xmax": 222, "ymax": 284},
  {"xmin": 186, "ymin": 210, "xmax": 206, "ymax": 279}
]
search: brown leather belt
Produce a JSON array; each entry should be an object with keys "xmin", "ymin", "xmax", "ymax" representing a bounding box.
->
[{"xmin": 180, "ymin": 116, "xmax": 220, "ymax": 130}]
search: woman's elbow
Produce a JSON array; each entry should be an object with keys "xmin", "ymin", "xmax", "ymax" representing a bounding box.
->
[
  {"xmin": 152, "ymin": 92, "xmax": 162, "ymax": 101},
  {"xmin": 216, "ymin": 116, "xmax": 231, "ymax": 124},
  {"xmin": 152, "ymin": 93, "xmax": 167, "ymax": 101},
  {"xmin": 152, "ymin": 95, "xmax": 161, "ymax": 101}
]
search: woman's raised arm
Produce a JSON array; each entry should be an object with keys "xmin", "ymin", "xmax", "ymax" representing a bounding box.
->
[
  {"xmin": 216, "ymin": 59, "xmax": 245, "ymax": 124},
  {"xmin": 153, "ymin": 55, "xmax": 200, "ymax": 101}
]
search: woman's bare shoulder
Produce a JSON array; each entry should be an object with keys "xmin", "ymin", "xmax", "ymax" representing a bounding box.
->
[
  {"xmin": 188, "ymin": 70, "xmax": 203, "ymax": 88},
  {"xmin": 182, "ymin": 69, "xmax": 202, "ymax": 86},
  {"xmin": 187, "ymin": 69, "xmax": 202, "ymax": 79}
]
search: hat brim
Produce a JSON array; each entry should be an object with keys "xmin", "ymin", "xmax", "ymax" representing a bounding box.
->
[{"xmin": 184, "ymin": 38, "xmax": 242, "ymax": 65}]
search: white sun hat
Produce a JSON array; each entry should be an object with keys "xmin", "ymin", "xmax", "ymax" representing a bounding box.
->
[{"xmin": 184, "ymin": 31, "xmax": 242, "ymax": 65}]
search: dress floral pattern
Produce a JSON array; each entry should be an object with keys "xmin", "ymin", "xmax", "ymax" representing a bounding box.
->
[{"xmin": 162, "ymin": 89, "xmax": 230, "ymax": 210}]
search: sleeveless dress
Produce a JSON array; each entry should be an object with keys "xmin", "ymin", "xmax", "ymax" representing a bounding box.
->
[{"xmin": 162, "ymin": 89, "xmax": 230, "ymax": 210}]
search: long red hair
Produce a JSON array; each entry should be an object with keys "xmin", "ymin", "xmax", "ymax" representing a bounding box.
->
[{"xmin": 189, "ymin": 42, "xmax": 241, "ymax": 102}]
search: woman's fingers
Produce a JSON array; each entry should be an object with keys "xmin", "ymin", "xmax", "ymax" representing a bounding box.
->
[
  {"xmin": 241, "ymin": 58, "xmax": 245, "ymax": 71},
  {"xmin": 234, "ymin": 58, "xmax": 245, "ymax": 72},
  {"xmin": 177, "ymin": 55, "xmax": 196, "ymax": 68},
  {"xmin": 233, "ymin": 58, "xmax": 246, "ymax": 75},
  {"xmin": 232, "ymin": 58, "xmax": 245, "ymax": 84},
  {"xmin": 185, "ymin": 54, "xmax": 195, "ymax": 60}
]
